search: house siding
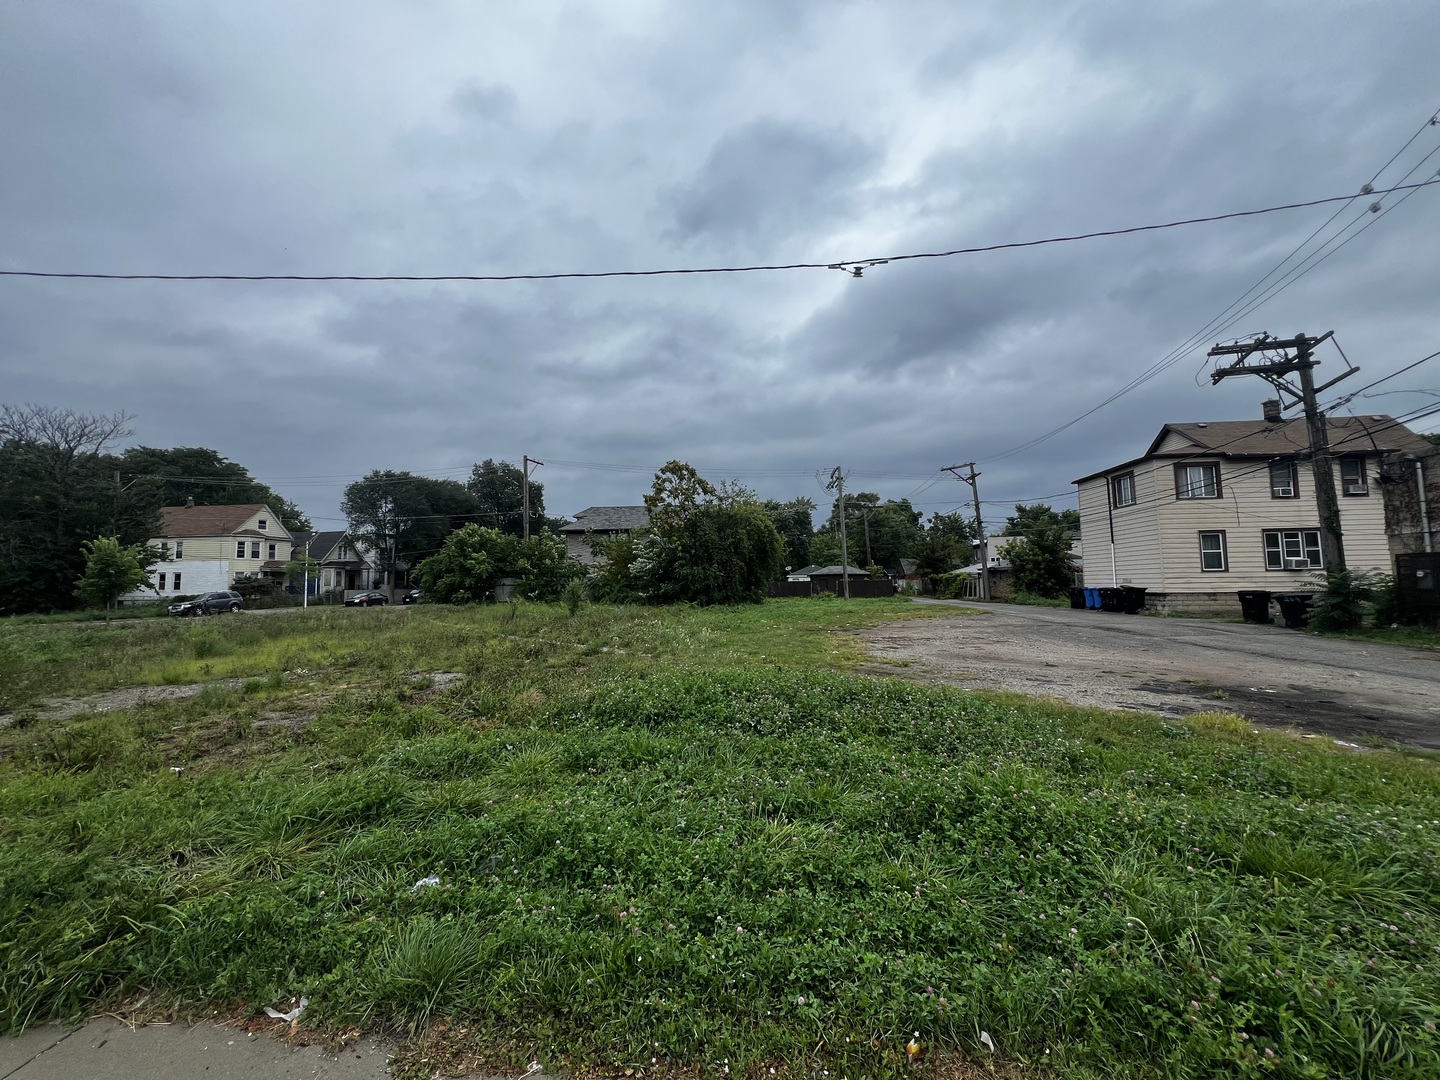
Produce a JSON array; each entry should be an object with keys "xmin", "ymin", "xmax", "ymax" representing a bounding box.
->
[
  {"xmin": 1077, "ymin": 468, "xmax": 1162, "ymax": 587},
  {"xmin": 126, "ymin": 505, "xmax": 297, "ymax": 602}
]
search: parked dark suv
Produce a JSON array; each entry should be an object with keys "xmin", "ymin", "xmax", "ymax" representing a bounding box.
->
[{"xmin": 169, "ymin": 590, "xmax": 244, "ymax": 617}]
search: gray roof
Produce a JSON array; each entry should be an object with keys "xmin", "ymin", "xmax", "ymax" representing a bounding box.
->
[
  {"xmin": 559, "ymin": 505, "xmax": 650, "ymax": 533},
  {"xmin": 806, "ymin": 565, "xmax": 871, "ymax": 577},
  {"xmin": 302, "ymin": 530, "xmax": 362, "ymax": 563},
  {"xmin": 1074, "ymin": 414, "xmax": 1435, "ymax": 484}
]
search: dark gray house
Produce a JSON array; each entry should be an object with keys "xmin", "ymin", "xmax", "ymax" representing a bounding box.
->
[{"xmin": 559, "ymin": 505, "xmax": 650, "ymax": 565}]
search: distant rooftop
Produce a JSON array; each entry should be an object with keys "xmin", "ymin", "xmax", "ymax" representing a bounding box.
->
[{"xmin": 559, "ymin": 505, "xmax": 650, "ymax": 533}]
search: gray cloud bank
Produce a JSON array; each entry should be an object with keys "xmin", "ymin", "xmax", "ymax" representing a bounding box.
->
[{"xmin": 2, "ymin": 1, "xmax": 1438, "ymax": 529}]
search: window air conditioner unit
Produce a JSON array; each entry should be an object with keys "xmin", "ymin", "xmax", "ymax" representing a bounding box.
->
[{"xmin": 1284, "ymin": 558, "xmax": 1310, "ymax": 570}]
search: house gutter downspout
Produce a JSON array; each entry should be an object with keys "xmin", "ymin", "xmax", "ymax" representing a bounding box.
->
[
  {"xmin": 1106, "ymin": 488, "xmax": 1117, "ymax": 587},
  {"xmin": 1417, "ymin": 457, "xmax": 1434, "ymax": 553}
]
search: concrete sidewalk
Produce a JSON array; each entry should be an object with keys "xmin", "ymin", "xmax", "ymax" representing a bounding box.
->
[{"xmin": 0, "ymin": 1018, "xmax": 395, "ymax": 1079}]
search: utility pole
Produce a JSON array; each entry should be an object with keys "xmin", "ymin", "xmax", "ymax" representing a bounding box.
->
[
  {"xmin": 1208, "ymin": 331, "xmax": 1356, "ymax": 575},
  {"xmin": 826, "ymin": 466, "xmax": 851, "ymax": 599},
  {"xmin": 522, "ymin": 455, "xmax": 542, "ymax": 540},
  {"xmin": 943, "ymin": 463, "xmax": 987, "ymax": 600}
]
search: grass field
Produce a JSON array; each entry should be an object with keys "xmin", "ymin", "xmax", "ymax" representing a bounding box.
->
[{"xmin": 1, "ymin": 599, "xmax": 1438, "ymax": 1079}]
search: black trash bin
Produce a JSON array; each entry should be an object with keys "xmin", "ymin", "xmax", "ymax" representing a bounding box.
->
[
  {"xmin": 1097, "ymin": 587, "xmax": 1125, "ymax": 612},
  {"xmin": 1237, "ymin": 589, "xmax": 1272, "ymax": 624},
  {"xmin": 1275, "ymin": 594, "xmax": 1314, "ymax": 630},
  {"xmin": 1118, "ymin": 586, "xmax": 1148, "ymax": 614},
  {"xmin": 1069, "ymin": 588, "xmax": 1086, "ymax": 609}
]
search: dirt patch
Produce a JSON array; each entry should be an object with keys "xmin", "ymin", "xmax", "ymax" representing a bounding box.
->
[{"xmin": 0, "ymin": 679, "xmax": 252, "ymax": 727}]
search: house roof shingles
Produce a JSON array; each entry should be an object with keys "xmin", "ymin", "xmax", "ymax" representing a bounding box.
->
[
  {"xmin": 1074, "ymin": 414, "xmax": 1435, "ymax": 484},
  {"xmin": 158, "ymin": 503, "xmax": 273, "ymax": 538},
  {"xmin": 559, "ymin": 506, "xmax": 650, "ymax": 533}
]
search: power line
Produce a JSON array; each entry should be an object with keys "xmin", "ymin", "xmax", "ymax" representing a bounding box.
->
[
  {"xmin": 2, "ymin": 181, "xmax": 1436, "ymax": 284},
  {"xmin": 974, "ymin": 107, "xmax": 1440, "ymax": 465}
]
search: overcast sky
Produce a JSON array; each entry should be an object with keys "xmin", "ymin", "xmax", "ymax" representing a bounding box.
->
[{"xmin": 3, "ymin": 1, "xmax": 1438, "ymax": 530}]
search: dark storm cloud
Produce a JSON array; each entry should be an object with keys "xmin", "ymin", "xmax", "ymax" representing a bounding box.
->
[
  {"xmin": 663, "ymin": 119, "xmax": 879, "ymax": 245},
  {"xmin": 1, "ymin": 0, "xmax": 1438, "ymax": 525}
]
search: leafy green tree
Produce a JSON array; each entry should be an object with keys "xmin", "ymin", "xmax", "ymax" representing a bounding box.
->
[
  {"xmin": 1003, "ymin": 502, "xmax": 1079, "ymax": 536},
  {"xmin": 916, "ymin": 513, "xmax": 973, "ymax": 580},
  {"xmin": 807, "ymin": 532, "xmax": 842, "ymax": 567},
  {"xmin": 417, "ymin": 524, "xmax": 580, "ymax": 603},
  {"xmin": 762, "ymin": 497, "xmax": 816, "ymax": 569},
  {"xmin": 823, "ymin": 493, "xmax": 923, "ymax": 569},
  {"xmin": 466, "ymin": 458, "xmax": 557, "ymax": 537},
  {"xmin": 1006, "ymin": 519, "xmax": 1076, "ymax": 598},
  {"xmin": 589, "ymin": 531, "xmax": 645, "ymax": 603},
  {"xmin": 636, "ymin": 503, "xmax": 786, "ymax": 605},
  {"xmin": 644, "ymin": 460, "xmax": 717, "ymax": 536},
  {"xmin": 0, "ymin": 404, "xmax": 157, "ymax": 614},
  {"xmin": 75, "ymin": 536, "xmax": 154, "ymax": 615},
  {"xmin": 118, "ymin": 446, "xmax": 310, "ymax": 531},
  {"xmin": 342, "ymin": 471, "xmax": 483, "ymax": 584}
]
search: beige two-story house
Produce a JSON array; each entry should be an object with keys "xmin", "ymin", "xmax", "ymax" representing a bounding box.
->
[
  {"xmin": 1073, "ymin": 408, "xmax": 1439, "ymax": 613},
  {"xmin": 558, "ymin": 505, "xmax": 650, "ymax": 565},
  {"xmin": 130, "ymin": 501, "xmax": 295, "ymax": 599}
]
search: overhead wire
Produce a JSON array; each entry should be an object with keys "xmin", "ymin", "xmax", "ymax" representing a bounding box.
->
[
  {"xmin": 2, "ymin": 182, "xmax": 1436, "ymax": 284},
  {"xmin": 974, "ymin": 104, "xmax": 1440, "ymax": 466}
]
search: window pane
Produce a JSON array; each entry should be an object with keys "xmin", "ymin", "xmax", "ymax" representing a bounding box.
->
[
  {"xmin": 173, "ymin": 573, "xmax": 181, "ymax": 591},
  {"xmin": 1303, "ymin": 530, "xmax": 1322, "ymax": 567},
  {"xmin": 1270, "ymin": 461, "xmax": 1294, "ymax": 497},
  {"xmin": 1264, "ymin": 531, "xmax": 1283, "ymax": 569},
  {"xmin": 1112, "ymin": 473, "xmax": 1135, "ymax": 507},
  {"xmin": 1199, "ymin": 532, "xmax": 1225, "ymax": 571},
  {"xmin": 251, "ymin": 542, "xmax": 261, "ymax": 559},
  {"xmin": 175, "ymin": 541, "xmax": 183, "ymax": 560},
  {"xmin": 236, "ymin": 541, "xmax": 246, "ymax": 558},
  {"xmin": 1178, "ymin": 464, "xmax": 1218, "ymax": 498},
  {"xmin": 158, "ymin": 572, "xmax": 166, "ymax": 591}
]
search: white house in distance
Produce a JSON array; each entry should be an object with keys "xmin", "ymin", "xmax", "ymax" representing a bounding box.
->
[
  {"xmin": 1073, "ymin": 405, "xmax": 1439, "ymax": 614},
  {"xmin": 130, "ymin": 501, "xmax": 295, "ymax": 599}
]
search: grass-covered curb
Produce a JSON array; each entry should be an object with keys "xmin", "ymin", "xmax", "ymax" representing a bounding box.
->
[
  {"xmin": 1, "ymin": 601, "xmax": 1437, "ymax": 1078},
  {"xmin": 1315, "ymin": 625, "xmax": 1440, "ymax": 651}
]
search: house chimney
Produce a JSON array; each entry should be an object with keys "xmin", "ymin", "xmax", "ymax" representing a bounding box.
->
[
  {"xmin": 185, "ymin": 496, "xmax": 194, "ymax": 508},
  {"xmin": 1262, "ymin": 399, "xmax": 1282, "ymax": 423}
]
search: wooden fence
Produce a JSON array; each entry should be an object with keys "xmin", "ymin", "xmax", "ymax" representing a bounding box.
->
[{"xmin": 768, "ymin": 578, "xmax": 898, "ymax": 599}]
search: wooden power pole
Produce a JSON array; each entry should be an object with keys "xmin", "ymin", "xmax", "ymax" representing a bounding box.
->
[
  {"xmin": 1208, "ymin": 331, "xmax": 1356, "ymax": 575},
  {"xmin": 522, "ymin": 455, "xmax": 542, "ymax": 540},
  {"xmin": 943, "ymin": 462, "xmax": 987, "ymax": 600},
  {"xmin": 826, "ymin": 466, "xmax": 851, "ymax": 599}
]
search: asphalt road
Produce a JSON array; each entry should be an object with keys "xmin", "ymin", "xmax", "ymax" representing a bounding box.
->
[{"xmin": 863, "ymin": 600, "xmax": 1440, "ymax": 748}]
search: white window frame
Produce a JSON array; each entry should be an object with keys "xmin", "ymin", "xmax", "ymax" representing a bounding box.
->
[
  {"xmin": 236, "ymin": 540, "xmax": 246, "ymax": 559},
  {"xmin": 1269, "ymin": 459, "xmax": 1297, "ymax": 499},
  {"xmin": 258, "ymin": 518, "xmax": 267, "ymax": 531},
  {"xmin": 268, "ymin": 543, "xmax": 277, "ymax": 561},
  {"xmin": 157, "ymin": 571, "xmax": 167, "ymax": 591},
  {"xmin": 172, "ymin": 572, "xmax": 182, "ymax": 591},
  {"xmin": 1263, "ymin": 529, "xmax": 1322, "ymax": 570},
  {"xmin": 1111, "ymin": 471, "xmax": 1136, "ymax": 508},
  {"xmin": 1340, "ymin": 457, "xmax": 1368, "ymax": 496},
  {"xmin": 1198, "ymin": 531, "xmax": 1228, "ymax": 572},
  {"xmin": 1175, "ymin": 462, "xmax": 1221, "ymax": 499},
  {"xmin": 174, "ymin": 540, "xmax": 184, "ymax": 560},
  {"xmin": 250, "ymin": 541, "xmax": 261, "ymax": 559}
]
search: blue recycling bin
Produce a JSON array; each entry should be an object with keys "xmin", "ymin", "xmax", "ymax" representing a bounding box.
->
[{"xmin": 1084, "ymin": 587, "xmax": 1100, "ymax": 609}]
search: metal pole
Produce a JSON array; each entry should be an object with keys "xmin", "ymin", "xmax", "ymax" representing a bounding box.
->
[{"xmin": 302, "ymin": 537, "xmax": 309, "ymax": 609}]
